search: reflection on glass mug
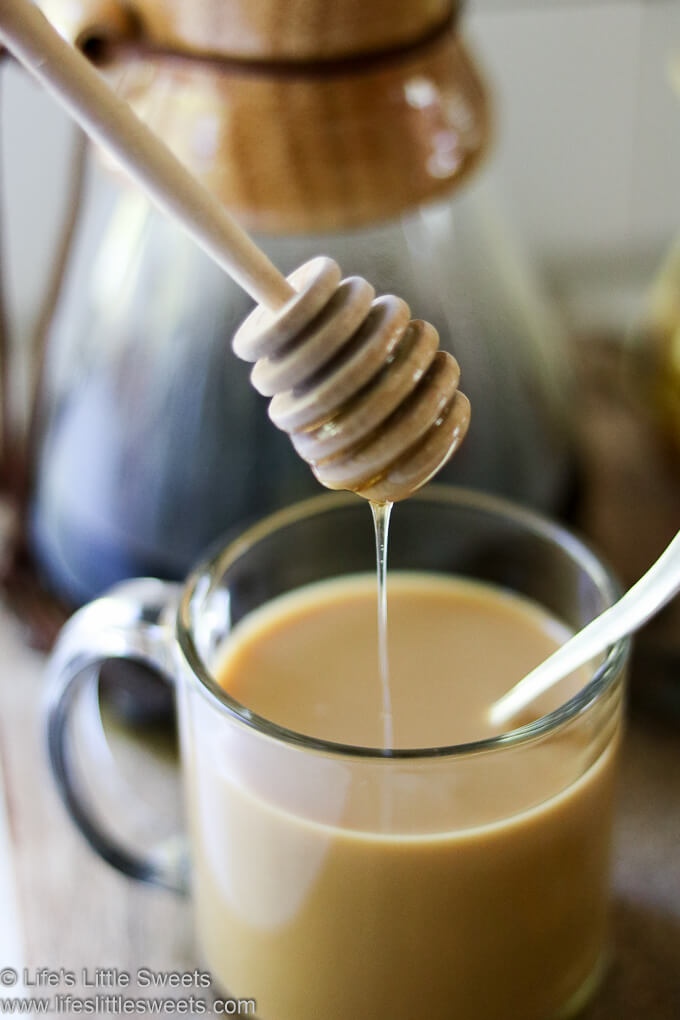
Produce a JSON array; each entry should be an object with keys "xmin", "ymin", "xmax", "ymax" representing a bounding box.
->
[{"xmin": 47, "ymin": 489, "xmax": 628, "ymax": 1020}]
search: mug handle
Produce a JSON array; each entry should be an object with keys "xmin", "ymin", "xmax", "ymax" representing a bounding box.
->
[{"xmin": 45, "ymin": 577, "xmax": 188, "ymax": 894}]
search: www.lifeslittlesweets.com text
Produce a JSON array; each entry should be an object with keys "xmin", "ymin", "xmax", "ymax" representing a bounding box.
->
[{"xmin": 0, "ymin": 994, "xmax": 255, "ymax": 1014}]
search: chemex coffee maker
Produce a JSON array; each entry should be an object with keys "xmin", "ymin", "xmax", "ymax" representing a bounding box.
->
[{"xmin": 18, "ymin": 0, "xmax": 571, "ymax": 605}]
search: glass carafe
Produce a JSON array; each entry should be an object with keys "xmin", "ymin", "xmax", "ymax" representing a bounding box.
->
[{"xmin": 29, "ymin": 4, "xmax": 573, "ymax": 603}]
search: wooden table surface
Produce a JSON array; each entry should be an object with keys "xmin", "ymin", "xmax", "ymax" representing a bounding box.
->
[{"xmin": 0, "ymin": 340, "xmax": 679, "ymax": 1017}]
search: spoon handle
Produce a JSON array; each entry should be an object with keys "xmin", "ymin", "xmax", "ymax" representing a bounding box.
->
[
  {"xmin": 0, "ymin": 0, "xmax": 294, "ymax": 310},
  {"xmin": 489, "ymin": 529, "xmax": 680, "ymax": 727}
]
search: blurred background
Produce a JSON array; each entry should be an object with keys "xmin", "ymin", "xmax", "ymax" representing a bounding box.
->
[{"xmin": 0, "ymin": 0, "xmax": 679, "ymax": 630}]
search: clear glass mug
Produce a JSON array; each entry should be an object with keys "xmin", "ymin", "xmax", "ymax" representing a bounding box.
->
[{"xmin": 46, "ymin": 487, "xmax": 628, "ymax": 1020}]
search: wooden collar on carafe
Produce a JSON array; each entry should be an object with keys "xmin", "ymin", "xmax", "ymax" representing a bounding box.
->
[
  {"xmin": 37, "ymin": 0, "xmax": 464, "ymax": 65},
  {"xmin": 35, "ymin": 0, "xmax": 488, "ymax": 234}
]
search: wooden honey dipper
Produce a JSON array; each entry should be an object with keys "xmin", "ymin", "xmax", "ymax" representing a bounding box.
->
[
  {"xmin": 234, "ymin": 259, "xmax": 470, "ymax": 500},
  {"xmin": 0, "ymin": 0, "xmax": 470, "ymax": 502}
]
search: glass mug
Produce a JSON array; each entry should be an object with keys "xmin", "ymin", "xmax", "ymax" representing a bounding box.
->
[{"xmin": 46, "ymin": 488, "xmax": 628, "ymax": 1020}]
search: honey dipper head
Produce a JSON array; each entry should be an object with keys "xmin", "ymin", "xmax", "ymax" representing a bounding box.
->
[{"xmin": 233, "ymin": 257, "xmax": 470, "ymax": 502}]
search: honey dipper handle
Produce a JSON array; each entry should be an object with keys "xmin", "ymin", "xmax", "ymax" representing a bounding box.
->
[{"xmin": 0, "ymin": 0, "xmax": 295, "ymax": 310}]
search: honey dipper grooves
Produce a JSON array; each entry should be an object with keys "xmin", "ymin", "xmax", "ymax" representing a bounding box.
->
[{"xmin": 233, "ymin": 256, "xmax": 471, "ymax": 502}]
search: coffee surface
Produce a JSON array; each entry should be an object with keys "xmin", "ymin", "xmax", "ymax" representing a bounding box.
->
[{"xmin": 215, "ymin": 572, "xmax": 578, "ymax": 747}]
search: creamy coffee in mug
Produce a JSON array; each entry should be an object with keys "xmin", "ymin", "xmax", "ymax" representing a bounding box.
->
[{"xmin": 47, "ymin": 489, "xmax": 628, "ymax": 1020}]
